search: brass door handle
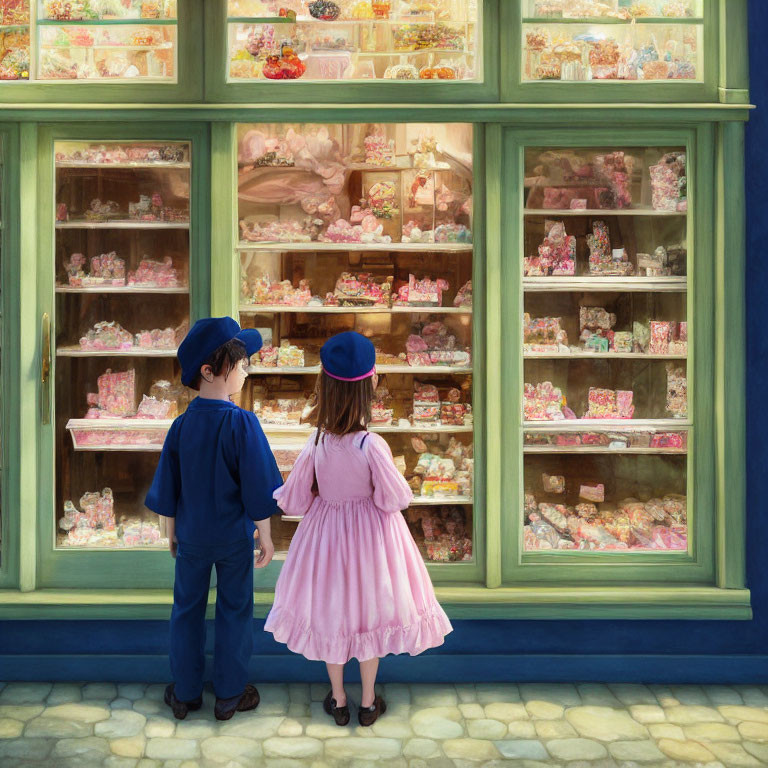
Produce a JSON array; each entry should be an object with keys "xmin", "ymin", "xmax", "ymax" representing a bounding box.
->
[{"xmin": 41, "ymin": 313, "xmax": 51, "ymax": 424}]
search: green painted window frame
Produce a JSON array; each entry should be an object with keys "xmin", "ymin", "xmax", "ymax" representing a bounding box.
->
[
  {"xmin": 33, "ymin": 121, "xmax": 210, "ymax": 589},
  {"xmin": 500, "ymin": 0, "xmax": 720, "ymax": 104},
  {"xmin": 0, "ymin": 0, "xmax": 204, "ymax": 104},
  {"xmin": 203, "ymin": 0, "xmax": 500, "ymax": 104},
  {"xmin": 491, "ymin": 123, "xmax": 747, "ymax": 589},
  {"xmin": 0, "ymin": 123, "xmax": 20, "ymax": 589},
  {"xmin": 210, "ymin": 119, "xmax": 488, "ymax": 591}
]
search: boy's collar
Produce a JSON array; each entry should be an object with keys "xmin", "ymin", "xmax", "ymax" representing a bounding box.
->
[{"xmin": 188, "ymin": 396, "xmax": 238, "ymax": 410}]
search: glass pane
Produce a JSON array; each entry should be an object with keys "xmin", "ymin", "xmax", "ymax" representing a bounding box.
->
[
  {"xmin": 227, "ymin": 0, "xmax": 480, "ymax": 83},
  {"xmin": 522, "ymin": 0, "xmax": 704, "ymax": 83},
  {"xmin": 236, "ymin": 122, "xmax": 475, "ymax": 564},
  {"xmin": 38, "ymin": 23, "xmax": 177, "ymax": 81},
  {"xmin": 521, "ymin": 145, "xmax": 690, "ymax": 555},
  {"xmin": 54, "ymin": 140, "xmax": 191, "ymax": 549},
  {"xmin": 0, "ymin": 2, "xmax": 31, "ymax": 81}
]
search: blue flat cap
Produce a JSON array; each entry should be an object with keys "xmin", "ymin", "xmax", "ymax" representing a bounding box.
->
[
  {"xmin": 320, "ymin": 331, "xmax": 376, "ymax": 381},
  {"xmin": 178, "ymin": 317, "xmax": 262, "ymax": 387}
]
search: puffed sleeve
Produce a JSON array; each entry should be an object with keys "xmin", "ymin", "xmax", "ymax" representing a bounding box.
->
[
  {"xmin": 364, "ymin": 432, "xmax": 413, "ymax": 513},
  {"xmin": 145, "ymin": 418, "xmax": 181, "ymax": 518},
  {"xmin": 239, "ymin": 411, "xmax": 283, "ymax": 521},
  {"xmin": 273, "ymin": 433, "xmax": 317, "ymax": 517}
]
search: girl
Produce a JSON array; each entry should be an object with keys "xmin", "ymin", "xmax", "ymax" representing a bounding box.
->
[{"xmin": 265, "ymin": 331, "xmax": 452, "ymax": 727}]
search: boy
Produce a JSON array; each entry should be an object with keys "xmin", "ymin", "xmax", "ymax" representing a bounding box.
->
[{"xmin": 145, "ymin": 316, "xmax": 283, "ymax": 721}]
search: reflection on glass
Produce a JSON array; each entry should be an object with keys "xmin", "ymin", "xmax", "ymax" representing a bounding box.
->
[
  {"xmin": 521, "ymin": 0, "xmax": 703, "ymax": 82},
  {"xmin": 0, "ymin": 1, "xmax": 30, "ymax": 81},
  {"xmin": 55, "ymin": 141, "xmax": 191, "ymax": 549},
  {"xmin": 520, "ymin": 143, "xmax": 691, "ymax": 555},
  {"xmin": 227, "ymin": 0, "xmax": 479, "ymax": 82},
  {"xmin": 236, "ymin": 122, "xmax": 475, "ymax": 562}
]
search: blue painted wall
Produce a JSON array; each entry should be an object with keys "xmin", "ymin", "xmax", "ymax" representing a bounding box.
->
[{"xmin": 0, "ymin": 3, "xmax": 766, "ymax": 684}]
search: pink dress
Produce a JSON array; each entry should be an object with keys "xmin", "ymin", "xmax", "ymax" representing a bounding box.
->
[{"xmin": 264, "ymin": 430, "xmax": 452, "ymax": 664}]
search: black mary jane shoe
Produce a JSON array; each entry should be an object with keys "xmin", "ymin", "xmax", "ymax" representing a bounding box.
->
[
  {"xmin": 214, "ymin": 683, "xmax": 260, "ymax": 721},
  {"xmin": 358, "ymin": 694, "xmax": 387, "ymax": 727},
  {"xmin": 323, "ymin": 690, "xmax": 350, "ymax": 726},
  {"xmin": 164, "ymin": 684, "xmax": 203, "ymax": 721}
]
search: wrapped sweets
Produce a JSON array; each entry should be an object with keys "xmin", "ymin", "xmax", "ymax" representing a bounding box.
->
[
  {"xmin": 135, "ymin": 394, "xmax": 174, "ymax": 420},
  {"xmin": 594, "ymin": 151, "xmax": 634, "ymax": 209},
  {"xmin": 364, "ymin": 134, "xmax": 395, "ymax": 166},
  {"xmin": 333, "ymin": 272, "xmax": 391, "ymax": 306},
  {"xmin": 253, "ymin": 398, "xmax": 306, "ymax": 425},
  {"xmin": 454, "ymin": 280, "xmax": 472, "ymax": 308},
  {"xmin": 649, "ymin": 320, "xmax": 686, "ymax": 355},
  {"xmin": 650, "ymin": 151, "xmax": 687, "ymax": 212},
  {"xmin": 524, "ymin": 219, "xmax": 576, "ymax": 276},
  {"xmin": 371, "ymin": 386, "xmax": 394, "ymax": 426},
  {"xmin": 277, "ymin": 340, "xmax": 305, "ymax": 368},
  {"xmin": 406, "ymin": 321, "xmax": 470, "ymax": 368},
  {"xmin": 135, "ymin": 327, "xmax": 179, "ymax": 350},
  {"xmin": 666, "ymin": 365, "xmax": 688, "ymax": 418},
  {"xmin": 584, "ymin": 388, "xmax": 634, "ymax": 419},
  {"xmin": 393, "ymin": 275, "xmax": 449, "ymax": 307},
  {"xmin": 64, "ymin": 253, "xmax": 87, "ymax": 286},
  {"xmin": 245, "ymin": 276, "xmax": 313, "ymax": 306},
  {"xmin": 543, "ymin": 474, "xmax": 565, "ymax": 494},
  {"xmin": 80, "ymin": 321, "xmax": 133, "ymax": 351},
  {"xmin": 524, "ymin": 381, "xmax": 570, "ymax": 421},
  {"xmin": 523, "ymin": 314, "xmax": 569, "ymax": 352},
  {"xmin": 393, "ymin": 23, "xmax": 464, "ymax": 52},
  {"xmin": 97, "ymin": 369, "xmax": 136, "ymax": 417},
  {"xmin": 580, "ymin": 484, "xmax": 605, "ymax": 503},
  {"xmin": 148, "ymin": 380, "xmax": 188, "ymax": 418},
  {"xmin": 127, "ymin": 256, "xmax": 181, "ymax": 288},
  {"xmin": 257, "ymin": 345, "xmax": 278, "ymax": 367},
  {"xmin": 319, "ymin": 216, "xmax": 392, "ymax": 245},
  {"xmin": 239, "ymin": 218, "xmax": 318, "ymax": 243}
]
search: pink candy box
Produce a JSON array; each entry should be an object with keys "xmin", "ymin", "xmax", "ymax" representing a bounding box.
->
[
  {"xmin": 569, "ymin": 199, "xmax": 588, "ymax": 210},
  {"xmin": 580, "ymin": 484, "xmax": 605, "ymax": 503}
]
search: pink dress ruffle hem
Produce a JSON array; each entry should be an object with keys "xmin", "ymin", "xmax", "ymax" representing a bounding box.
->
[{"xmin": 264, "ymin": 430, "xmax": 452, "ymax": 664}]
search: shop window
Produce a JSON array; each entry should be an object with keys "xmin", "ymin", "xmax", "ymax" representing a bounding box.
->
[
  {"xmin": 226, "ymin": 0, "xmax": 480, "ymax": 83},
  {"xmin": 0, "ymin": 1, "xmax": 178, "ymax": 82},
  {"xmin": 521, "ymin": 0, "xmax": 703, "ymax": 83},
  {"xmin": 54, "ymin": 140, "xmax": 190, "ymax": 549},
  {"xmin": 235, "ymin": 122, "xmax": 475, "ymax": 564},
  {"xmin": 520, "ymin": 146, "xmax": 690, "ymax": 554}
]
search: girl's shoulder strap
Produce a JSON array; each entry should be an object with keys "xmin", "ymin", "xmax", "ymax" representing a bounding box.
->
[{"xmin": 359, "ymin": 431, "xmax": 370, "ymax": 449}]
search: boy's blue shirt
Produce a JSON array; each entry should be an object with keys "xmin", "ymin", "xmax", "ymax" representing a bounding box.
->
[{"xmin": 145, "ymin": 396, "xmax": 283, "ymax": 546}]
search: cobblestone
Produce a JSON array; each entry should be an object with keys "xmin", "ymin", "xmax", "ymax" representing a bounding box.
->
[{"xmin": 0, "ymin": 681, "xmax": 766, "ymax": 766}]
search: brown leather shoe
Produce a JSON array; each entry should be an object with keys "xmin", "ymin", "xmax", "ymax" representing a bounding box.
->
[
  {"xmin": 214, "ymin": 683, "xmax": 260, "ymax": 721},
  {"xmin": 358, "ymin": 695, "xmax": 387, "ymax": 727},
  {"xmin": 323, "ymin": 690, "xmax": 350, "ymax": 726},
  {"xmin": 164, "ymin": 684, "xmax": 202, "ymax": 720}
]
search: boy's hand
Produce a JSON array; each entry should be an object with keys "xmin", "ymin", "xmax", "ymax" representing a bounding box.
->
[
  {"xmin": 254, "ymin": 537, "xmax": 274, "ymax": 568},
  {"xmin": 169, "ymin": 536, "xmax": 178, "ymax": 559}
]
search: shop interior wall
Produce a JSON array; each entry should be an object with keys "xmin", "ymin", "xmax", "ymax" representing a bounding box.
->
[{"xmin": 0, "ymin": 3, "xmax": 767, "ymax": 683}]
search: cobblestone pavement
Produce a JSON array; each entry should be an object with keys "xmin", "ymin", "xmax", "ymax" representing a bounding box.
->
[{"xmin": 3, "ymin": 682, "xmax": 768, "ymax": 767}]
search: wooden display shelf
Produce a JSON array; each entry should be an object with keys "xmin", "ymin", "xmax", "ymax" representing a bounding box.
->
[
  {"xmin": 237, "ymin": 241, "xmax": 472, "ymax": 252},
  {"xmin": 523, "ymin": 277, "xmax": 687, "ymax": 292},
  {"xmin": 261, "ymin": 423, "xmax": 473, "ymax": 435},
  {"xmin": 247, "ymin": 364, "xmax": 472, "ymax": 375},
  {"xmin": 410, "ymin": 496, "xmax": 473, "ymax": 506},
  {"xmin": 56, "ymin": 221, "xmax": 189, "ymax": 229},
  {"xmin": 523, "ymin": 419, "xmax": 691, "ymax": 430},
  {"xmin": 524, "ymin": 208, "xmax": 686, "ymax": 217},
  {"xmin": 522, "ymin": 16, "xmax": 704, "ymax": 24},
  {"xmin": 523, "ymin": 446, "xmax": 687, "ymax": 455},
  {"xmin": 524, "ymin": 351, "xmax": 687, "ymax": 359},
  {"xmin": 57, "ymin": 347, "xmax": 177, "ymax": 357},
  {"xmin": 55, "ymin": 163, "xmax": 189, "ymax": 170},
  {"xmin": 239, "ymin": 304, "xmax": 471, "ymax": 315},
  {"xmin": 56, "ymin": 285, "xmax": 188, "ymax": 294}
]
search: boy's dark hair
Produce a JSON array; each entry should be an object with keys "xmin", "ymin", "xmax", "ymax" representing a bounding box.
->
[
  {"xmin": 189, "ymin": 338, "xmax": 248, "ymax": 391},
  {"xmin": 313, "ymin": 371, "xmax": 373, "ymax": 444}
]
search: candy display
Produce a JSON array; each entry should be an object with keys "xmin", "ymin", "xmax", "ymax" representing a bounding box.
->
[
  {"xmin": 524, "ymin": 381, "xmax": 572, "ymax": 421},
  {"xmin": 364, "ymin": 134, "xmax": 395, "ymax": 167},
  {"xmin": 524, "ymin": 219, "xmax": 576, "ymax": 276},
  {"xmin": 240, "ymin": 217, "xmax": 320, "ymax": 243},
  {"xmin": 128, "ymin": 192, "xmax": 187, "ymax": 223},
  {"xmin": 409, "ymin": 437, "xmax": 473, "ymax": 499},
  {"xmin": 523, "ymin": 314, "xmax": 569, "ymax": 352},
  {"xmin": 406, "ymin": 320, "xmax": 471, "ymax": 368},
  {"xmin": 243, "ymin": 275, "xmax": 313, "ymax": 306},
  {"xmin": 393, "ymin": 22, "xmax": 465, "ymax": 51},
  {"xmin": 584, "ymin": 388, "xmax": 635, "ymax": 419},
  {"xmin": 134, "ymin": 326, "xmax": 179, "ymax": 350},
  {"xmin": 543, "ymin": 473, "xmax": 565, "ymax": 494},
  {"xmin": 666, "ymin": 364, "xmax": 688, "ymax": 418},
  {"xmin": 55, "ymin": 143, "xmax": 186, "ymax": 165},
  {"xmin": 372, "ymin": 385, "xmax": 394, "ymax": 426},
  {"xmin": 253, "ymin": 398, "xmax": 307, "ymax": 425},
  {"xmin": 330, "ymin": 272, "xmax": 392, "ymax": 306},
  {"xmin": 79, "ymin": 321, "xmax": 134, "ymax": 351},
  {"xmin": 126, "ymin": 256, "xmax": 183, "ymax": 288},
  {"xmin": 587, "ymin": 221, "xmax": 634, "ymax": 276},
  {"xmin": 524, "ymin": 429, "xmax": 688, "ymax": 451},
  {"xmin": 524, "ymin": 491, "xmax": 687, "ymax": 552},
  {"xmin": 94, "ymin": 369, "xmax": 136, "ymax": 417},
  {"xmin": 393, "ymin": 274, "xmax": 449, "ymax": 307},
  {"xmin": 650, "ymin": 151, "xmax": 687, "ymax": 212},
  {"xmin": 453, "ymin": 280, "xmax": 472, "ymax": 308},
  {"xmin": 0, "ymin": 18, "xmax": 30, "ymax": 80},
  {"xmin": 413, "ymin": 505, "xmax": 473, "ymax": 562}
]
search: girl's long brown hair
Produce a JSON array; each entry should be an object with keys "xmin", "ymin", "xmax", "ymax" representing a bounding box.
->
[{"xmin": 313, "ymin": 370, "xmax": 373, "ymax": 445}]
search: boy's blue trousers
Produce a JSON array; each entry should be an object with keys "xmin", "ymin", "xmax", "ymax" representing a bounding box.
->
[{"xmin": 171, "ymin": 538, "xmax": 254, "ymax": 702}]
